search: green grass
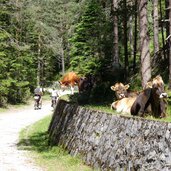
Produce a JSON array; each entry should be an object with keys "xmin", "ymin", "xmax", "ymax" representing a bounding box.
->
[
  {"xmin": 0, "ymin": 101, "xmax": 31, "ymax": 114},
  {"xmin": 42, "ymin": 93, "xmax": 52, "ymax": 101},
  {"xmin": 86, "ymin": 103, "xmax": 171, "ymax": 122},
  {"xmin": 18, "ymin": 115, "xmax": 93, "ymax": 171},
  {"xmin": 84, "ymin": 104, "xmax": 113, "ymax": 114},
  {"xmin": 0, "ymin": 107, "xmax": 8, "ymax": 113},
  {"xmin": 59, "ymin": 93, "xmax": 171, "ymax": 122},
  {"xmin": 0, "ymin": 94, "xmax": 51, "ymax": 114}
]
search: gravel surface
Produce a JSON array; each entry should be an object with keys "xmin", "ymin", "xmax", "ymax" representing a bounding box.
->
[{"xmin": 0, "ymin": 101, "xmax": 53, "ymax": 171}]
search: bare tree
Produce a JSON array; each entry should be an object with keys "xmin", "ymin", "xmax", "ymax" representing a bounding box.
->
[{"xmin": 139, "ymin": 0, "xmax": 151, "ymax": 87}]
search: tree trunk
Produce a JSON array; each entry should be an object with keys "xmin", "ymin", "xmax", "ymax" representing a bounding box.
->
[
  {"xmin": 139, "ymin": 0, "xmax": 151, "ymax": 88},
  {"xmin": 37, "ymin": 34, "xmax": 41, "ymax": 87},
  {"xmin": 153, "ymin": 0, "xmax": 159, "ymax": 54},
  {"xmin": 159, "ymin": 0, "xmax": 166, "ymax": 59},
  {"xmin": 168, "ymin": 1, "xmax": 171, "ymax": 89},
  {"xmin": 61, "ymin": 37, "xmax": 65, "ymax": 75},
  {"xmin": 165, "ymin": 0, "xmax": 170, "ymax": 60},
  {"xmin": 133, "ymin": 0, "xmax": 138, "ymax": 72},
  {"xmin": 123, "ymin": 0, "xmax": 128, "ymax": 79},
  {"xmin": 61, "ymin": 46, "xmax": 65, "ymax": 75},
  {"xmin": 112, "ymin": 0, "xmax": 119, "ymax": 66},
  {"xmin": 129, "ymin": 16, "xmax": 134, "ymax": 61},
  {"xmin": 59, "ymin": 15, "xmax": 65, "ymax": 75}
]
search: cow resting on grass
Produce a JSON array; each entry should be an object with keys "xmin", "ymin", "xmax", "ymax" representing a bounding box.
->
[
  {"xmin": 111, "ymin": 82, "xmax": 139, "ymax": 100},
  {"xmin": 111, "ymin": 97, "xmax": 137, "ymax": 113},
  {"xmin": 131, "ymin": 75, "xmax": 168, "ymax": 118},
  {"xmin": 110, "ymin": 81, "xmax": 155, "ymax": 114},
  {"xmin": 110, "ymin": 82, "xmax": 139, "ymax": 113}
]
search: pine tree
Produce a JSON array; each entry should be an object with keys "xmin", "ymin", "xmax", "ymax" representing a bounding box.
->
[{"xmin": 69, "ymin": 1, "xmax": 109, "ymax": 75}]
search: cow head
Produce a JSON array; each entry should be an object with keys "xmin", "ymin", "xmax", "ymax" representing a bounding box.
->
[
  {"xmin": 145, "ymin": 75, "xmax": 168, "ymax": 118},
  {"xmin": 58, "ymin": 81, "xmax": 68, "ymax": 92},
  {"xmin": 152, "ymin": 75, "xmax": 168, "ymax": 99},
  {"xmin": 151, "ymin": 75, "xmax": 168, "ymax": 118},
  {"xmin": 111, "ymin": 83, "xmax": 130, "ymax": 100},
  {"xmin": 131, "ymin": 75, "xmax": 168, "ymax": 118},
  {"xmin": 78, "ymin": 75, "xmax": 95, "ymax": 93},
  {"xmin": 78, "ymin": 77, "xmax": 88, "ymax": 93}
]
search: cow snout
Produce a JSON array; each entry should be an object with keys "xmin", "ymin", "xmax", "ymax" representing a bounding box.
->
[
  {"xmin": 119, "ymin": 94, "xmax": 125, "ymax": 99},
  {"xmin": 159, "ymin": 93, "xmax": 168, "ymax": 98}
]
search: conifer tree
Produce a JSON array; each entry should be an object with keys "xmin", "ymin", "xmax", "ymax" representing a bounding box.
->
[{"xmin": 69, "ymin": 1, "xmax": 109, "ymax": 75}]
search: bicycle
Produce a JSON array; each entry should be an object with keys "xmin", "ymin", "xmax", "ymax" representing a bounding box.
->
[
  {"xmin": 34, "ymin": 95, "xmax": 42, "ymax": 110},
  {"xmin": 51, "ymin": 96, "xmax": 57, "ymax": 108}
]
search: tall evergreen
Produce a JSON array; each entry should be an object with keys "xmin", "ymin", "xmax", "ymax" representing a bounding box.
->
[
  {"xmin": 69, "ymin": 1, "xmax": 111, "ymax": 75},
  {"xmin": 0, "ymin": 0, "xmax": 11, "ymax": 105},
  {"xmin": 0, "ymin": 0, "xmax": 33, "ymax": 105}
]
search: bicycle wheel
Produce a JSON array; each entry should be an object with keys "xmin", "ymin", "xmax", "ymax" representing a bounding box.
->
[
  {"xmin": 34, "ymin": 100, "xmax": 38, "ymax": 110},
  {"xmin": 39, "ymin": 101, "xmax": 42, "ymax": 109}
]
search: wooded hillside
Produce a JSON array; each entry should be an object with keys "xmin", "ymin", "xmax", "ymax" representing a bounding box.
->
[{"xmin": 0, "ymin": 0, "xmax": 171, "ymax": 106}]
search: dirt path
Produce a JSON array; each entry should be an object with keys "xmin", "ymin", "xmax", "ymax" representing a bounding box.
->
[{"xmin": 0, "ymin": 100, "xmax": 53, "ymax": 171}]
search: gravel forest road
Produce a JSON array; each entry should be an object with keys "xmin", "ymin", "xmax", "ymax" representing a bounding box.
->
[{"xmin": 0, "ymin": 100, "xmax": 53, "ymax": 171}]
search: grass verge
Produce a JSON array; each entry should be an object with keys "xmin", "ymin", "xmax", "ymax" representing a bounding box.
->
[
  {"xmin": 60, "ymin": 94, "xmax": 171, "ymax": 122},
  {"xmin": 0, "ymin": 101, "xmax": 31, "ymax": 114},
  {"xmin": 0, "ymin": 94, "xmax": 50, "ymax": 114},
  {"xmin": 18, "ymin": 115, "xmax": 93, "ymax": 171}
]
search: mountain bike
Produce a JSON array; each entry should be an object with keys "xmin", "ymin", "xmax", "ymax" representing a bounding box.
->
[
  {"xmin": 34, "ymin": 95, "xmax": 42, "ymax": 110},
  {"xmin": 51, "ymin": 96, "xmax": 57, "ymax": 108}
]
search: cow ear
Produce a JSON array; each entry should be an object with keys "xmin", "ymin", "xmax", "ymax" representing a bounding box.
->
[
  {"xmin": 145, "ymin": 82, "xmax": 152, "ymax": 89},
  {"xmin": 111, "ymin": 86, "xmax": 116, "ymax": 91},
  {"xmin": 124, "ymin": 84, "xmax": 130, "ymax": 89}
]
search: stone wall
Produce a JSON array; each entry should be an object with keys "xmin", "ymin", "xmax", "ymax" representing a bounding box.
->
[{"xmin": 48, "ymin": 100, "xmax": 171, "ymax": 171}]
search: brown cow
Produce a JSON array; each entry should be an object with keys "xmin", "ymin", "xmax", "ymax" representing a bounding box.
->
[
  {"xmin": 78, "ymin": 75, "xmax": 95, "ymax": 93},
  {"xmin": 59, "ymin": 72, "xmax": 94, "ymax": 94},
  {"xmin": 131, "ymin": 75, "xmax": 168, "ymax": 118},
  {"xmin": 111, "ymin": 82, "xmax": 139, "ymax": 100},
  {"xmin": 59, "ymin": 72, "xmax": 80, "ymax": 94}
]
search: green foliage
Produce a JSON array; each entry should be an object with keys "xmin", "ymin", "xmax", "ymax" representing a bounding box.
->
[
  {"xmin": 0, "ymin": 0, "xmax": 170, "ymax": 107},
  {"xmin": 69, "ymin": 1, "xmax": 112, "ymax": 75},
  {"xmin": 0, "ymin": 0, "xmax": 34, "ymax": 106}
]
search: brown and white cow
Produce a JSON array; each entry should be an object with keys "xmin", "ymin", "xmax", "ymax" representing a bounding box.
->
[
  {"xmin": 59, "ymin": 72, "xmax": 80, "ymax": 94},
  {"xmin": 110, "ymin": 82, "xmax": 139, "ymax": 113},
  {"xmin": 111, "ymin": 82, "xmax": 139, "ymax": 100},
  {"xmin": 111, "ymin": 97, "xmax": 137, "ymax": 113},
  {"xmin": 59, "ymin": 72, "xmax": 94, "ymax": 94},
  {"xmin": 131, "ymin": 75, "xmax": 168, "ymax": 118}
]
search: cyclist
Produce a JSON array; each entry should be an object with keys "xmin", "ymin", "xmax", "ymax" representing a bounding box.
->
[
  {"xmin": 34, "ymin": 86, "xmax": 43, "ymax": 109},
  {"xmin": 51, "ymin": 88, "xmax": 59, "ymax": 107}
]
